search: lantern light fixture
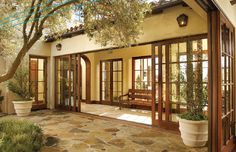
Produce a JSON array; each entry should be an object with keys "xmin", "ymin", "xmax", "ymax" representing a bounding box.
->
[
  {"xmin": 177, "ymin": 14, "xmax": 188, "ymax": 27},
  {"xmin": 56, "ymin": 43, "xmax": 62, "ymax": 51}
]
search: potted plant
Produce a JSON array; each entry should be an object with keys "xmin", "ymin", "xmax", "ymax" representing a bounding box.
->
[
  {"xmin": 8, "ymin": 62, "xmax": 34, "ymax": 116},
  {"xmin": 178, "ymin": 44, "xmax": 208, "ymax": 147}
]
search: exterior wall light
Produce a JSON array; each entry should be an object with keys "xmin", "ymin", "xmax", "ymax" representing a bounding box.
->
[
  {"xmin": 56, "ymin": 43, "xmax": 62, "ymax": 51},
  {"xmin": 177, "ymin": 14, "xmax": 188, "ymax": 27}
]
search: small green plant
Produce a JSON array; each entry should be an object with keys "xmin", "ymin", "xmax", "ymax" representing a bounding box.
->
[
  {"xmin": 7, "ymin": 61, "xmax": 33, "ymax": 101},
  {"xmin": 0, "ymin": 118, "xmax": 44, "ymax": 152}
]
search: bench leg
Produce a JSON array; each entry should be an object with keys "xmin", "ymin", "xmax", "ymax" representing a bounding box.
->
[{"xmin": 119, "ymin": 100, "xmax": 122, "ymax": 110}]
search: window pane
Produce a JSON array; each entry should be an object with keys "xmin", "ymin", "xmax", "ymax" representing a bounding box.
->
[
  {"xmin": 38, "ymin": 93, "xmax": 44, "ymax": 101},
  {"xmin": 38, "ymin": 59, "xmax": 44, "ymax": 70},
  {"xmin": 135, "ymin": 60, "xmax": 141, "ymax": 70},
  {"xmin": 170, "ymin": 44, "xmax": 178, "ymax": 62},
  {"xmin": 38, "ymin": 71, "xmax": 44, "ymax": 81},
  {"xmin": 118, "ymin": 61, "xmax": 122, "ymax": 70},
  {"xmin": 113, "ymin": 72, "xmax": 118, "ymax": 81},
  {"xmin": 113, "ymin": 62, "xmax": 118, "ymax": 71},
  {"xmin": 170, "ymin": 64, "xmax": 179, "ymax": 82},
  {"xmin": 179, "ymin": 42, "xmax": 187, "ymax": 53}
]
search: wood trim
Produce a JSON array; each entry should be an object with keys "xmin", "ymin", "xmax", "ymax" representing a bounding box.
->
[
  {"xmin": 110, "ymin": 61, "xmax": 113, "ymax": 104},
  {"xmin": 68, "ymin": 55, "xmax": 71, "ymax": 111},
  {"xmin": 158, "ymin": 45, "xmax": 163, "ymax": 123},
  {"xmin": 165, "ymin": 45, "xmax": 170, "ymax": 121},
  {"xmin": 132, "ymin": 58, "xmax": 135, "ymax": 90},
  {"xmin": 81, "ymin": 55, "xmax": 91, "ymax": 104},
  {"xmin": 77, "ymin": 54, "xmax": 81, "ymax": 112},
  {"xmin": 73, "ymin": 55, "xmax": 77, "ymax": 112},
  {"xmin": 208, "ymin": 10, "xmax": 221, "ymax": 152},
  {"xmin": 99, "ymin": 61, "xmax": 103, "ymax": 104},
  {"xmin": 151, "ymin": 44, "xmax": 156, "ymax": 126},
  {"xmin": 55, "ymin": 57, "xmax": 58, "ymax": 108}
]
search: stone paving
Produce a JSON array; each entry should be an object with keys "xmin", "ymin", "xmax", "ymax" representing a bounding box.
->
[{"xmin": 5, "ymin": 110, "xmax": 207, "ymax": 152}]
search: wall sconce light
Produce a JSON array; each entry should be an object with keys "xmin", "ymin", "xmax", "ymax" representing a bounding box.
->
[
  {"xmin": 177, "ymin": 14, "xmax": 188, "ymax": 27},
  {"xmin": 56, "ymin": 43, "xmax": 62, "ymax": 51}
]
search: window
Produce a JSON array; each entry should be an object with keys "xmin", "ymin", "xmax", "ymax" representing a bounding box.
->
[
  {"xmin": 133, "ymin": 56, "xmax": 152, "ymax": 90},
  {"xmin": 100, "ymin": 59, "xmax": 123, "ymax": 103}
]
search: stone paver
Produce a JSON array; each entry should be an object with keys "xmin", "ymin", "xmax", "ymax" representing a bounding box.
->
[{"xmin": 4, "ymin": 110, "xmax": 207, "ymax": 152}]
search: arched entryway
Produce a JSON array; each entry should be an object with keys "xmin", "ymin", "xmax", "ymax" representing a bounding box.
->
[{"xmin": 81, "ymin": 54, "xmax": 91, "ymax": 104}]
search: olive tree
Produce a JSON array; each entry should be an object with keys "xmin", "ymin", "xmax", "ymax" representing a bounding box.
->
[{"xmin": 0, "ymin": 0, "xmax": 150, "ymax": 83}]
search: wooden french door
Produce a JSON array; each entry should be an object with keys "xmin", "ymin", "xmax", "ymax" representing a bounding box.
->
[
  {"xmin": 152, "ymin": 35, "xmax": 208, "ymax": 130},
  {"xmin": 152, "ymin": 44, "xmax": 180, "ymax": 130},
  {"xmin": 100, "ymin": 59, "xmax": 123, "ymax": 105},
  {"xmin": 29, "ymin": 56, "xmax": 47, "ymax": 109},
  {"xmin": 220, "ymin": 14, "xmax": 235, "ymax": 151},
  {"xmin": 55, "ymin": 54, "xmax": 82, "ymax": 112}
]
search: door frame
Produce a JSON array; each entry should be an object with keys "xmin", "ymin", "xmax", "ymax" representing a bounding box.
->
[{"xmin": 29, "ymin": 55, "xmax": 48, "ymax": 110}]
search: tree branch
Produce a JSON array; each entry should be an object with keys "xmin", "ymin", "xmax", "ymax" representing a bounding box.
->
[
  {"xmin": 28, "ymin": 0, "xmax": 44, "ymax": 39},
  {"xmin": 39, "ymin": 0, "xmax": 82, "ymax": 29},
  {"xmin": 23, "ymin": 0, "xmax": 36, "ymax": 42},
  {"xmin": 0, "ymin": 33, "xmax": 42, "ymax": 83}
]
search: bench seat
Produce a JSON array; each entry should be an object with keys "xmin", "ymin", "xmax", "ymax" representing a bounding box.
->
[{"xmin": 118, "ymin": 89, "xmax": 152, "ymax": 109}]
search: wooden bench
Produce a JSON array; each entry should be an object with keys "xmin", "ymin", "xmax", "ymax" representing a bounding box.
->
[{"xmin": 118, "ymin": 89, "xmax": 152, "ymax": 110}]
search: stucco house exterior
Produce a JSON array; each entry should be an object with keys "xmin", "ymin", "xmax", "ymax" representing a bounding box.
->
[{"xmin": 0, "ymin": 0, "xmax": 236, "ymax": 151}]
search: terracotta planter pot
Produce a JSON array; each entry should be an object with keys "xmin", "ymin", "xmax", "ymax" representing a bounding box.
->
[
  {"xmin": 179, "ymin": 118, "xmax": 208, "ymax": 147},
  {"xmin": 12, "ymin": 100, "xmax": 33, "ymax": 117}
]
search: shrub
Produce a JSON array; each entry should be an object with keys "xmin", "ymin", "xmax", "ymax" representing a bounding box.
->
[
  {"xmin": 7, "ymin": 60, "xmax": 33, "ymax": 101},
  {"xmin": 0, "ymin": 118, "xmax": 44, "ymax": 152}
]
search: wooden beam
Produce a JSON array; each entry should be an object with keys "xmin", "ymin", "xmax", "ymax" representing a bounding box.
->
[{"xmin": 208, "ymin": 10, "xmax": 222, "ymax": 152}]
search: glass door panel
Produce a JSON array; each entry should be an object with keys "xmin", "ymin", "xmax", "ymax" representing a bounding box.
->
[
  {"xmin": 220, "ymin": 23, "xmax": 235, "ymax": 147},
  {"xmin": 55, "ymin": 54, "xmax": 82, "ymax": 111},
  {"xmin": 29, "ymin": 56, "xmax": 47, "ymax": 109},
  {"xmin": 100, "ymin": 59, "xmax": 123, "ymax": 104},
  {"xmin": 152, "ymin": 37, "xmax": 208, "ymax": 129},
  {"xmin": 101, "ymin": 61, "xmax": 111, "ymax": 102}
]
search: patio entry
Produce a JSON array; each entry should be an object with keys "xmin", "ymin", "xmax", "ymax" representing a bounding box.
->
[{"xmin": 55, "ymin": 54, "xmax": 91, "ymax": 112}]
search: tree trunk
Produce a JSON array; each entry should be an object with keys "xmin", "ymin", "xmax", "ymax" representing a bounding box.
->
[{"xmin": 0, "ymin": 34, "xmax": 42, "ymax": 83}]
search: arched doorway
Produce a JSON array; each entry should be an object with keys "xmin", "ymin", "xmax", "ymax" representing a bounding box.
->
[{"xmin": 81, "ymin": 54, "xmax": 91, "ymax": 104}]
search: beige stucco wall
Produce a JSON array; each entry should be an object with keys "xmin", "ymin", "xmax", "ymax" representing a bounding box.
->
[{"xmin": 50, "ymin": 5, "xmax": 207, "ymax": 56}]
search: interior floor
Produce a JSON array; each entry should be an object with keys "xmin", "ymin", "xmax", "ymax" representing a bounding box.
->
[{"xmin": 81, "ymin": 102, "xmax": 152, "ymax": 125}]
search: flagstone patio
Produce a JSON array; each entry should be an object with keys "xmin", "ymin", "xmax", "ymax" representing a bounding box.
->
[{"xmin": 4, "ymin": 110, "xmax": 207, "ymax": 152}]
